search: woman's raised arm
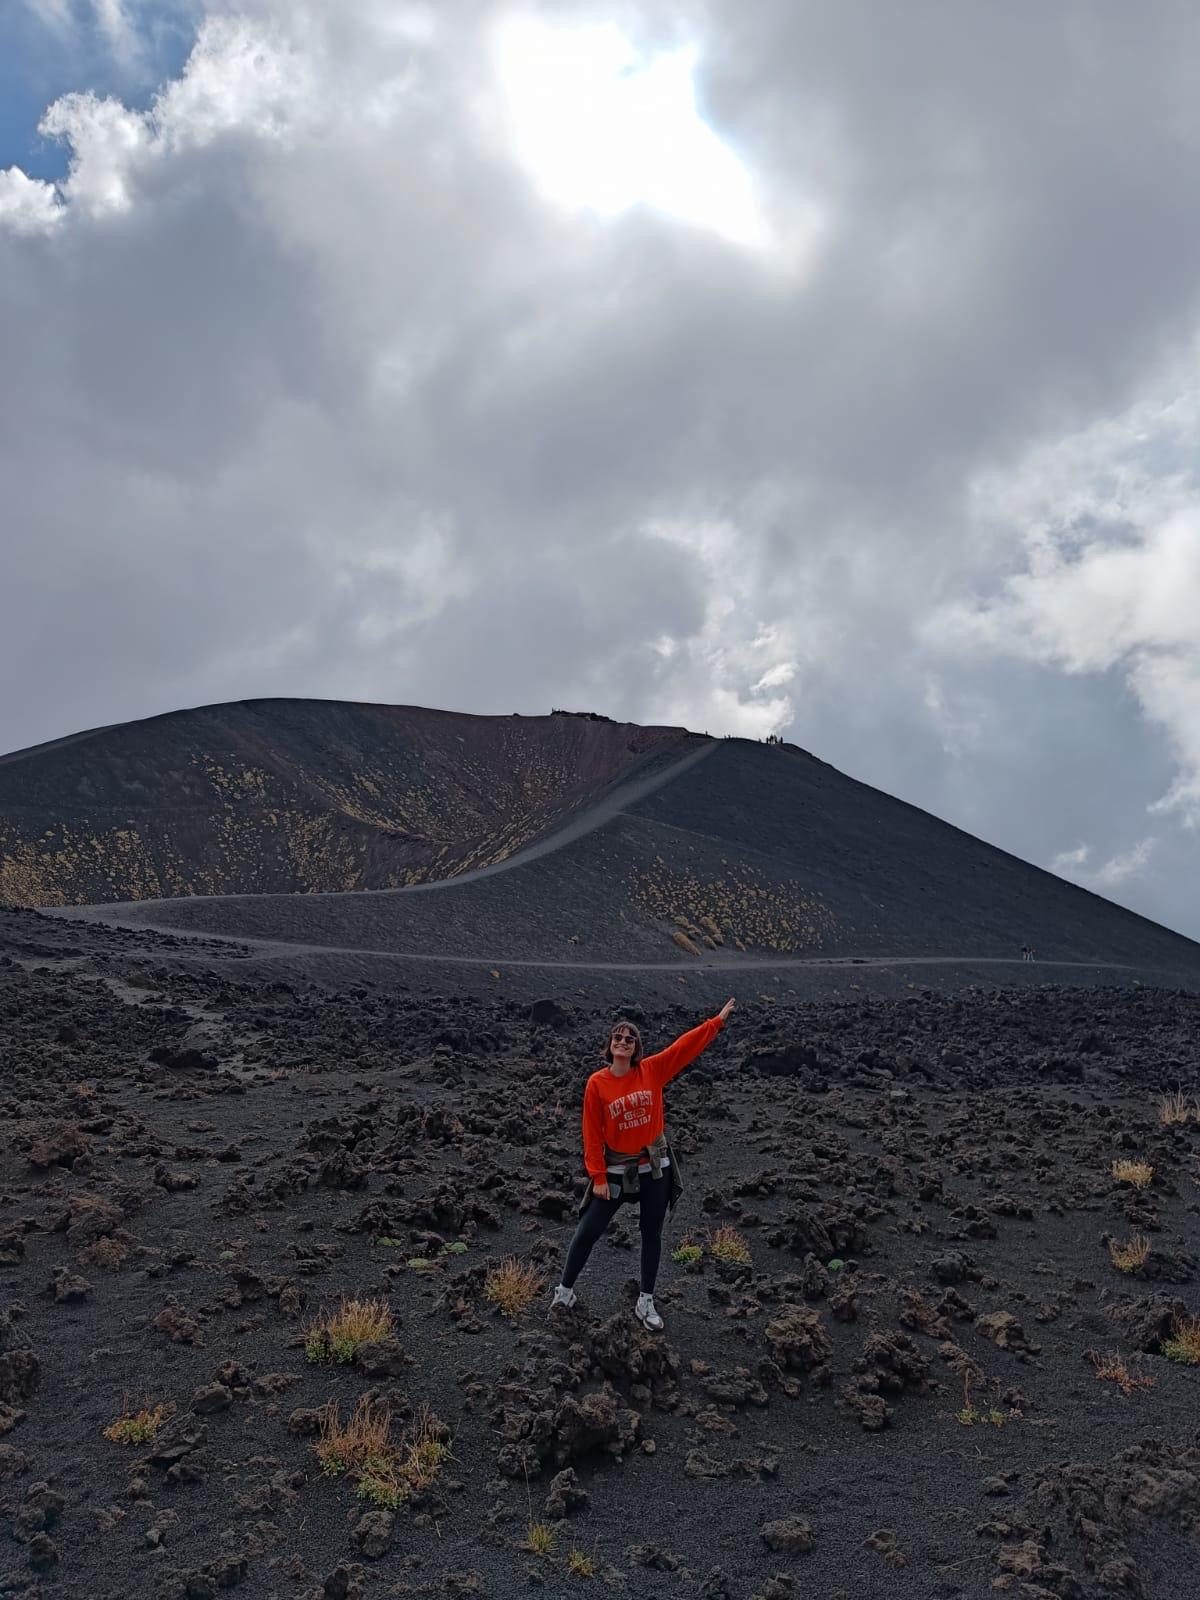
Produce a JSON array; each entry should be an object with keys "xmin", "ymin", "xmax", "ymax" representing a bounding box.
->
[{"xmin": 643, "ymin": 998, "xmax": 735, "ymax": 1087}]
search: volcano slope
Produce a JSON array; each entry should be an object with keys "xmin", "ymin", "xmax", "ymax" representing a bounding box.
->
[
  {"xmin": 54, "ymin": 733, "xmax": 1200, "ymax": 999},
  {"xmin": 2, "ymin": 903, "xmax": 1199, "ymax": 1600},
  {"xmin": 0, "ymin": 701, "xmax": 694, "ymax": 905}
]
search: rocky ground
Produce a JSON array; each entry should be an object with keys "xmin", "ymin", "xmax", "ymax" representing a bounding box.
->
[{"xmin": 1, "ymin": 904, "xmax": 1198, "ymax": 1599}]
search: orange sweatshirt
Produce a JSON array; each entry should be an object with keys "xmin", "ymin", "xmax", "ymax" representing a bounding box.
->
[{"xmin": 581, "ymin": 1016, "xmax": 725, "ymax": 1183}]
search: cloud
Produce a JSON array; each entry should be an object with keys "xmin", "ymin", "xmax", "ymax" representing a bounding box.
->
[
  {"xmin": 1052, "ymin": 837, "xmax": 1156, "ymax": 891},
  {"xmin": 18, "ymin": 0, "xmax": 75, "ymax": 31},
  {"xmin": 2, "ymin": 0, "xmax": 1200, "ymax": 938},
  {"xmin": 0, "ymin": 166, "xmax": 62, "ymax": 231},
  {"xmin": 1051, "ymin": 844, "xmax": 1091, "ymax": 875},
  {"xmin": 16, "ymin": 0, "xmax": 177, "ymax": 74},
  {"xmin": 92, "ymin": 0, "xmax": 138, "ymax": 62},
  {"xmin": 926, "ymin": 365, "xmax": 1200, "ymax": 824},
  {"xmin": 6, "ymin": 15, "xmax": 310, "ymax": 225}
]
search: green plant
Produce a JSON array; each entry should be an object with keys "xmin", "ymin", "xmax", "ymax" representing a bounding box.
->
[
  {"xmin": 953, "ymin": 1373, "xmax": 1012, "ymax": 1427},
  {"xmin": 399, "ymin": 1408, "xmax": 452, "ymax": 1495},
  {"xmin": 357, "ymin": 1468, "xmax": 405, "ymax": 1509},
  {"xmin": 103, "ymin": 1401, "xmax": 171, "ymax": 1444},
  {"xmin": 566, "ymin": 1546, "xmax": 596, "ymax": 1578},
  {"xmin": 672, "ymin": 1240, "xmax": 703, "ymax": 1266},
  {"xmin": 827, "ymin": 1257, "xmax": 845, "ymax": 1273},
  {"xmin": 525, "ymin": 1521, "xmax": 556, "ymax": 1556},
  {"xmin": 954, "ymin": 1405, "xmax": 1007, "ymax": 1427},
  {"xmin": 708, "ymin": 1225, "xmax": 751, "ymax": 1266},
  {"xmin": 375, "ymin": 1236, "xmax": 403, "ymax": 1247}
]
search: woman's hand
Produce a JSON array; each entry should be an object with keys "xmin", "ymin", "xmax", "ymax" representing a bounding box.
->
[
  {"xmin": 718, "ymin": 997, "xmax": 736, "ymax": 1022},
  {"xmin": 593, "ymin": 1180, "xmax": 610, "ymax": 1200}
]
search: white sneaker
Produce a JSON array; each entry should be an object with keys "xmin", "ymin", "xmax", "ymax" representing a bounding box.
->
[
  {"xmin": 550, "ymin": 1284, "xmax": 577, "ymax": 1310},
  {"xmin": 635, "ymin": 1292, "xmax": 663, "ymax": 1331}
]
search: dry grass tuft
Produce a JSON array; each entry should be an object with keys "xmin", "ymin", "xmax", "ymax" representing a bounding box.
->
[
  {"xmin": 1111, "ymin": 1159, "xmax": 1154, "ymax": 1190},
  {"xmin": 305, "ymin": 1297, "xmax": 394, "ymax": 1364},
  {"xmin": 1162, "ymin": 1315, "xmax": 1200, "ymax": 1366},
  {"xmin": 396, "ymin": 1406, "xmax": 453, "ymax": 1496},
  {"xmin": 1107, "ymin": 1234, "xmax": 1151, "ymax": 1273},
  {"xmin": 360, "ymin": 1408, "xmax": 452, "ymax": 1508},
  {"xmin": 103, "ymin": 1401, "xmax": 172, "ymax": 1444},
  {"xmin": 566, "ymin": 1547, "xmax": 596, "ymax": 1578},
  {"xmin": 1090, "ymin": 1350, "xmax": 1156, "ymax": 1396},
  {"xmin": 315, "ymin": 1395, "xmax": 394, "ymax": 1479},
  {"xmin": 524, "ymin": 1521, "xmax": 557, "ymax": 1556},
  {"xmin": 484, "ymin": 1257, "xmax": 544, "ymax": 1319},
  {"xmin": 1159, "ymin": 1089, "xmax": 1191, "ymax": 1126},
  {"xmin": 708, "ymin": 1225, "xmax": 751, "ymax": 1266}
]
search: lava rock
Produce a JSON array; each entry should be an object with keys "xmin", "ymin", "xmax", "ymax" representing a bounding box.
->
[
  {"xmin": 760, "ymin": 1516, "xmax": 815, "ymax": 1554},
  {"xmin": 190, "ymin": 1383, "xmax": 233, "ymax": 1415},
  {"xmin": 353, "ymin": 1509, "xmax": 395, "ymax": 1558}
]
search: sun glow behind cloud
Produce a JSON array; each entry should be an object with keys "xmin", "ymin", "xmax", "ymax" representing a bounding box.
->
[{"xmin": 494, "ymin": 15, "xmax": 769, "ymax": 249}]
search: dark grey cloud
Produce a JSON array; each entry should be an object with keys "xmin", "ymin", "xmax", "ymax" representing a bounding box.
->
[{"xmin": 2, "ymin": 0, "xmax": 1199, "ymax": 935}]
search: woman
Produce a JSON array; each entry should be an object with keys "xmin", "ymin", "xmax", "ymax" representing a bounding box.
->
[{"xmin": 551, "ymin": 997, "xmax": 735, "ymax": 1330}]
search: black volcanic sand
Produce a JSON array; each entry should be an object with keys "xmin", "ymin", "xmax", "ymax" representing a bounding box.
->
[{"xmin": 2, "ymin": 905, "xmax": 1200, "ymax": 1600}]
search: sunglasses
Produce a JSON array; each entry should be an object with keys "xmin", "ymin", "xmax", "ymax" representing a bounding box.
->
[{"xmin": 611, "ymin": 1031, "xmax": 638, "ymax": 1044}]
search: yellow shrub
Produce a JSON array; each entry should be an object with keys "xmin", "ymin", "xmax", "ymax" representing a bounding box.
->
[
  {"xmin": 1111, "ymin": 1160, "xmax": 1154, "ymax": 1190},
  {"xmin": 1162, "ymin": 1315, "xmax": 1200, "ymax": 1366},
  {"xmin": 1159, "ymin": 1089, "xmax": 1190, "ymax": 1126},
  {"xmin": 305, "ymin": 1296, "xmax": 394, "ymax": 1363},
  {"xmin": 103, "ymin": 1402, "xmax": 171, "ymax": 1444},
  {"xmin": 1107, "ymin": 1234, "xmax": 1150, "ymax": 1272},
  {"xmin": 708, "ymin": 1225, "xmax": 751, "ymax": 1265},
  {"xmin": 484, "ymin": 1257, "xmax": 544, "ymax": 1319}
]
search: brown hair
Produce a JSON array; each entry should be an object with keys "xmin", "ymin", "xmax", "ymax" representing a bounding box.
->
[{"xmin": 604, "ymin": 1018, "xmax": 643, "ymax": 1066}]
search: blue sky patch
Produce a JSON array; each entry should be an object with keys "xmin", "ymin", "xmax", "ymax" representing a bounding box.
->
[{"xmin": 0, "ymin": 2, "xmax": 196, "ymax": 181}]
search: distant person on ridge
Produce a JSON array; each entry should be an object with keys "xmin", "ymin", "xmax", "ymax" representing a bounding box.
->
[
  {"xmin": 1021, "ymin": 943, "xmax": 1033, "ymax": 962},
  {"xmin": 550, "ymin": 998, "xmax": 735, "ymax": 1331}
]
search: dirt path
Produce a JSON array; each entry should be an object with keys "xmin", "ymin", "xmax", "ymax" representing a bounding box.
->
[{"xmin": 46, "ymin": 913, "xmax": 1153, "ymax": 976}]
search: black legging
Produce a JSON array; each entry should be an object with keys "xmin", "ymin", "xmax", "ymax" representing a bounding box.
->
[{"xmin": 562, "ymin": 1172, "xmax": 671, "ymax": 1293}]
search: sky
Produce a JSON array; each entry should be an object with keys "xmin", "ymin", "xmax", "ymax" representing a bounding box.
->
[{"xmin": 2, "ymin": 1, "xmax": 1200, "ymax": 941}]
